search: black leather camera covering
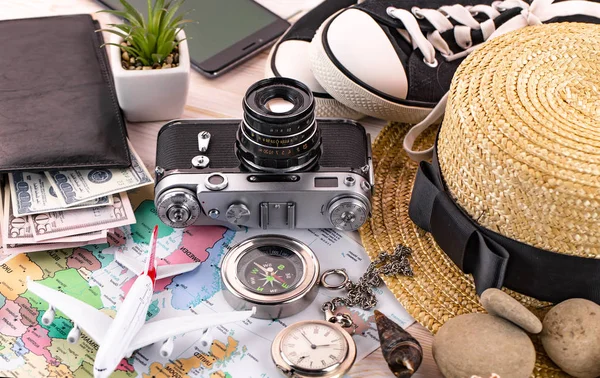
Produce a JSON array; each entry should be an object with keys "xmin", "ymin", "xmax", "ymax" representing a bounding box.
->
[
  {"xmin": 156, "ymin": 119, "xmax": 369, "ymax": 174},
  {"xmin": 0, "ymin": 14, "xmax": 130, "ymax": 173}
]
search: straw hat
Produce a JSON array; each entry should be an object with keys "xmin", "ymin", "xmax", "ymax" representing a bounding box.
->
[{"xmin": 359, "ymin": 23, "xmax": 600, "ymax": 377}]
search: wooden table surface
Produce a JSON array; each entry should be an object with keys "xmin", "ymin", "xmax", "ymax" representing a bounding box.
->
[{"xmin": 2, "ymin": 1, "xmax": 443, "ymax": 377}]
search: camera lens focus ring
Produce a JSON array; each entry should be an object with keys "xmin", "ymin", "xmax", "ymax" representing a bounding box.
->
[
  {"xmin": 240, "ymin": 118, "xmax": 316, "ymax": 148},
  {"xmin": 237, "ymin": 127, "xmax": 322, "ymax": 171},
  {"xmin": 237, "ymin": 77, "xmax": 321, "ymax": 172}
]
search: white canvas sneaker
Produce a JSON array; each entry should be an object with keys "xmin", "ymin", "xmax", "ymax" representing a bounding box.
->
[{"xmin": 265, "ymin": 0, "xmax": 364, "ymax": 119}]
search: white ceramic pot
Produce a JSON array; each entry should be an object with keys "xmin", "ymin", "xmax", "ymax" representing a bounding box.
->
[{"xmin": 109, "ymin": 31, "xmax": 190, "ymax": 122}]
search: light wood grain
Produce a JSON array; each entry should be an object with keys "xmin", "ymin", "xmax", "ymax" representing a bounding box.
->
[{"xmin": 1, "ymin": 1, "xmax": 443, "ymax": 377}]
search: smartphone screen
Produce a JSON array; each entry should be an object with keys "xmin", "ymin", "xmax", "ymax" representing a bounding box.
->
[{"xmin": 99, "ymin": 0, "xmax": 289, "ymax": 75}]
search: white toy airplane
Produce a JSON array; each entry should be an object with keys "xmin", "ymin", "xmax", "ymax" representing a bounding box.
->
[{"xmin": 28, "ymin": 225, "xmax": 254, "ymax": 378}]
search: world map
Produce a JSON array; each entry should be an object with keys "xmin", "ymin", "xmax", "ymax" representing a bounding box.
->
[{"xmin": 0, "ymin": 187, "xmax": 414, "ymax": 378}]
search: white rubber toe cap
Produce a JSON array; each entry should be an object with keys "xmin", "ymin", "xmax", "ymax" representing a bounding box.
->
[
  {"xmin": 325, "ymin": 8, "xmax": 408, "ymax": 100},
  {"xmin": 271, "ymin": 40, "xmax": 328, "ymax": 95},
  {"xmin": 266, "ymin": 37, "xmax": 364, "ymax": 120}
]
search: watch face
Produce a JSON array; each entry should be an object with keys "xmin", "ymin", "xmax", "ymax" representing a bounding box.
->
[
  {"xmin": 237, "ymin": 245, "xmax": 303, "ymax": 295},
  {"xmin": 281, "ymin": 322, "xmax": 348, "ymax": 371}
]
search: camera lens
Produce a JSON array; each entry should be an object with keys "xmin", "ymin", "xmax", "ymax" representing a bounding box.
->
[{"xmin": 237, "ymin": 78, "xmax": 321, "ymax": 172}]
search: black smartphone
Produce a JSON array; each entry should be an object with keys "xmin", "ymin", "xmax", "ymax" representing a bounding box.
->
[{"xmin": 98, "ymin": 0, "xmax": 290, "ymax": 77}]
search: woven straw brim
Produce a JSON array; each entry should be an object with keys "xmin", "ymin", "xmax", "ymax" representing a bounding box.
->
[{"xmin": 359, "ymin": 123, "xmax": 568, "ymax": 377}]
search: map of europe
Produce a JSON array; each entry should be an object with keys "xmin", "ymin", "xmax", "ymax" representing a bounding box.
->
[
  {"xmin": 0, "ymin": 187, "xmax": 414, "ymax": 378},
  {"xmin": 0, "ymin": 188, "xmax": 243, "ymax": 378}
]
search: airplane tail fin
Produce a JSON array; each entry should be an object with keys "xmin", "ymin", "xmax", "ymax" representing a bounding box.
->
[{"xmin": 144, "ymin": 225, "xmax": 159, "ymax": 283}]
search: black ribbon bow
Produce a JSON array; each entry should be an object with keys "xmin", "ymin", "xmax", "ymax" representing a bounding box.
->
[{"xmin": 408, "ymin": 151, "xmax": 600, "ymax": 304}]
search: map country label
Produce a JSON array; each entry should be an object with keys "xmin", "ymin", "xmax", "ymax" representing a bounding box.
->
[
  {"xmin": 15, "ymin": 296, "xmax": 39, "ymax": 326},
  {"xmin": 209, "ymin": 336, "xmax": 238, "ymax": 364},
  {"xmin": 72, "ymin": 361, "xmax": 94, "ymax": 378},
  {"xmin": 0, "ymin": 255, "xmax": 44, "ymax": 300},
  {"xmin": 11, "ymin": 337, "xmax": 29, "ymax": 357},
  {"xmin": 28, "ymin": 250, "xmax": 72, "ymax": 280},
  {"xmin": 168, "ymin": 229, "xmax": 234, "ymax": 310},
  {"xmin": 0, "ymin": 333, "xmax": 19, "ymax": 354},
  {"xmin": 47, "ymin": 363, "xmax": 73, "ymax": 378},
  {"xmin": 17, "ymin": 349, "xmax": 49, "ymax": 377},
  {"xmin": 21, "ymin": 326, "xmax": 57, "ymax": 365},
  {"xmin": 143, "ymin": 336, "xmax": 239, "ymax": 378},
  {"xmin": 106, "ymin": 228, "xmax": 127, "ymax": 248},
  {"xmin": 66, "ymin": 248, "xmax": 102, "ymax": 272},
  {"xmin": 0, "ymin": 299, "xmax": 28, "ymax": 337},
  {"xmin": 47, "ymin": 336, "xmax": 96, "ymax": 372},
  {"xmin": 0, "ymin": 335, "xmax": 27, "ymax": 374}
]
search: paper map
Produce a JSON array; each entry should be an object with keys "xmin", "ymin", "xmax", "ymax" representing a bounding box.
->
[{"xmin": 0, "ymin": 187, "xmax": 413, "ymax": 378}]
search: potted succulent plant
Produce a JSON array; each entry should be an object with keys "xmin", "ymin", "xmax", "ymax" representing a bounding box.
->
[{"xmin": 100, "ymin": 0, "xmax": 192, "ymax": 122}]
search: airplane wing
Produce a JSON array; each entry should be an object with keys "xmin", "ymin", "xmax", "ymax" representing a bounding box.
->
[
  {"xmin": 155, "ymin": 263, "xmax": 201, "ymax": 280},
  {"xmin": 127, "ymin": 309, "xmax": 254, "ymax": 352},
  {"xmin": 27, "ymin": 280, "xmax": 113, "ymax": 345},
  {"xmin": 115, "ymin": 250, "xmax": 201, "ymax": 280}
]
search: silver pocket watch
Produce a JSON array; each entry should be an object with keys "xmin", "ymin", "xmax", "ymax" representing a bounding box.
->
[{"xmin": 271, "ymin": 319, "xmax": 357, "ymax": 378}]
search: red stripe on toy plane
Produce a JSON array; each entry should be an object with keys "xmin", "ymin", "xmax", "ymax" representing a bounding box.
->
[{"xmin": 144, "ymin": 225, "xmax": 159, "ymax": 284}]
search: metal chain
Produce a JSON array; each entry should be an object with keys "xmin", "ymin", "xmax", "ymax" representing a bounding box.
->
[{"xmin": 322, "ymin": 244, "xmax": 413, "ymax": 325}]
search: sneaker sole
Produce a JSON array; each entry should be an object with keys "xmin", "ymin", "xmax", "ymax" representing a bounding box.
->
[
  {"xmin": 264, "ymin": 40, "xmax": 364, "ymax": 120},
  {"xmin": 309, "ymin": 20, "xmax": 434, "ymax": 123}
]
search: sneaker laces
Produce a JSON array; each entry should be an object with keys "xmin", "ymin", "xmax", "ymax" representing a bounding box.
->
[{"xmin": 394, "ymin": 0, "xmax": 600, "ymax": 161}]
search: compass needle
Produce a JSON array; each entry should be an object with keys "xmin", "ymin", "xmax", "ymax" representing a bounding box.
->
[{"xmin": 253, "ymin": 261, "xmax": 271, "ymax": 275}]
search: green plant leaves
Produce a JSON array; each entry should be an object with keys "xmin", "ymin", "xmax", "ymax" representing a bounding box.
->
[
  {"xmin": 100, "ymin": 0, "xmax": 188, "ymax": 66},
  {"xmin": 119, "ymin": 0, "xmax": 145, "ymax": 27}
]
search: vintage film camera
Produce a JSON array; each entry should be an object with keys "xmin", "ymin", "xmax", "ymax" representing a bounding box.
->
[{"xmin": 154, "ymin": 78, "xmax": 373, "ymax": 231}]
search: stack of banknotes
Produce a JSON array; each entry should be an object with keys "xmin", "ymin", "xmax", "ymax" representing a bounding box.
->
[{"xmin": 0, "ymin": 142, "xmax": 153, "ymax": 259}]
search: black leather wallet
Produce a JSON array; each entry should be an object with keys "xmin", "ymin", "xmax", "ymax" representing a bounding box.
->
[{"xmin": 0, "ymin": 14, "xmax": 130, "ymax": 172}]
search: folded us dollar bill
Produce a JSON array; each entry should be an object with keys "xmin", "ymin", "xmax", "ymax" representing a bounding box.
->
[
  {"xmin": 0, "ymin": 184, "xmax": 106, "ymax": 263},
  {"xmin": 2, "ymin": 186, "xmax": 109, "ymax": 246},
  {"xmin": 30, "ymin": 226, "xmax": 107, "ymax": 243},
  {"xmin": 9, "ymin": 171, "xmax": 112, "ymax": 216},
  {"xmin": 1, "ymin": 236, "xmax": 108, "ymax": 257},
  {"xmin": 29, "ymin": 192, "xmax": 135, "ymax": 241},
  {"xmin": 3, "ymin": 185, "xmax": 35, "ymax": 245},
  {"xmin": 45, "ymin": 141, "xmax": 153, "ymax": 207}
]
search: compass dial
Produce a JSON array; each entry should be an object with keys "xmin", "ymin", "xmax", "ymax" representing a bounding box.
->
[
  {"xmin": 237, "ymin": 246, "xmax": 303, "ymax": 295},
  {"xmin": 221, "ymin": 235, "xmax": 320, "ymax": 319},
  {"xmin": 281, "ymin": 322, "xmax": 348, "ymax": 371}
]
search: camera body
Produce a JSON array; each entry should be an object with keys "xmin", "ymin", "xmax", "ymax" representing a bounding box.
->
[
  {"xmin": 154, "ymin": 119, "xmax": 373, "ymax": 231},
  {"xmin": 154, "ymin": 78, "xmax": 373, "ymax": 231}
]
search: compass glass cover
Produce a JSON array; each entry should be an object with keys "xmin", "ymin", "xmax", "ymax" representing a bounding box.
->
[
  {"xmin": 237, "ymin": 246, "xmax": 303, "ymax": 295},
  {"xmin": 281, "ymin": 322, "xmax": 348, "ymax": 371}
]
